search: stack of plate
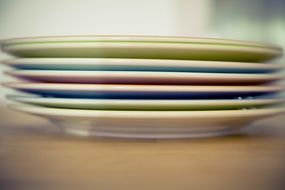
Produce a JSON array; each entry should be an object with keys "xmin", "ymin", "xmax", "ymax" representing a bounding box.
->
[{"xmin": 1, "ymin": 35, "xmax": 284, "ymax": 138}]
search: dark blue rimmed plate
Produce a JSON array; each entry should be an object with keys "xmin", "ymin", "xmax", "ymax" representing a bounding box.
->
[{"xmin": 3, "ymin": 83, "xmax": 283, "ymax": 99}]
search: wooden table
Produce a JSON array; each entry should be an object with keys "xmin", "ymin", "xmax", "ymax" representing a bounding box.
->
[{"xmin": 0, "ymin": 107, "xmax": 285, "ymax": 190}]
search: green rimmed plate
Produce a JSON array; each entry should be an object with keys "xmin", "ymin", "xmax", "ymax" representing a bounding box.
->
[
  {"xmin": 9, "ymin": 104, "xmax": 285, "ymax": 138},
  {"xmin": 1, "ymin": 35, "xmax": 282, "ymax": 62},
  {"xmin": 8, "ymin": 95, "xmax": 285, "ymax": 110}
]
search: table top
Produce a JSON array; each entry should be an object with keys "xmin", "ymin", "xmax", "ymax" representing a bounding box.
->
[{"xmin": 0, "ymin": 107, "xmax": 285, "ymax": 190}]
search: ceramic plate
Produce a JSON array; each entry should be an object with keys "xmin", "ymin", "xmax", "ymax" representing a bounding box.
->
[
  {"xmin": 6, "ymin": 70, "xmax": 283, "ymax": 85},
  {"xmin": 8, "ymin": 95, "xmax": 285, "ymax": 110},
  {"xmin": 9, "ymin": 104, "xmax": 285, "ymax": 138},
  {"xmin": 2, "ymin": 35, "xmax": 281, "ymax": 47},
  {"xmin": 1, "ymin": 36, "xmax": 282, "ymax": 62},
  {"xmin": 4, "ymin": 83, "xmax": 284, "ymax": 99},
  {"xmin": 3, "ymin": 58, "xmax": 283, "ymax": 73}
]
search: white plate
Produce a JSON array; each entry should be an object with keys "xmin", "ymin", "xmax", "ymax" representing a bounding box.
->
[
  {"xmin": 6, "ymin": 70, "xmax": 283, "ymax": 85},
  {"xmin": 1, "ymin": 35, "xmax": 282, "ymax": 62},
  {"xmin": 9, "ymin": 105, "xmax": 285, "ymax": 138},
  {"xmin": 3, "ymin": 58, "xmax": 283, "ymax": 73},
  {"xmin": 8, "ymin": 95, "xmax": 285, "ymax": 110},
  {"xmin": 4, "ymin": 83, "xmax": 284, "ymax": 99}
]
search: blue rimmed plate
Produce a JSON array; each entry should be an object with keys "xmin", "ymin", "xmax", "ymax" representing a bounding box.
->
[
  {"xmin": 3, "ymin": 83, "xmax": 284, "ymax": 99},
  {"xmin": 2, "ymin": 58, "xmax": 283, "ymax": 73}
]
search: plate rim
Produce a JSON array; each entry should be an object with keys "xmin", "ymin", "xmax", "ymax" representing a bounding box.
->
[
  {"xmin": 1, "ymin": 35, "xmax": 282, "ymax": 50},
  {"xmin": 5, "ymin": 70, "xmax": 283, "ymax": 85},
  {"xmin": 9, "ymin": 104, "xmax": 285, "ymax": 119},
  {"xmin": 3, "ymin": 58, "xmax": 283, "ymax": 72},
  {"xmin": 3, "ymin": 42, "xmax": 281, "ymax": 62},
  {"xmin": 6, "ymin": 69, "xmax": 283, "ymax": 78},
  {"xmin": 3, "ymin": 42, "xmax": 281, "ymax": 54},
  {"xmin": 3, "ymin": 82, "xmax": 284, "ymax": 92},
  {"xmin": 8, "ymin": 95, "xmax": 285, "ymax": 107}
]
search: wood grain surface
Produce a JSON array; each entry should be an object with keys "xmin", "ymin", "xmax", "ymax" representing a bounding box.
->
[{"xmin": 0, "ymin": 107, "xmax": 285, "ymax": 190}]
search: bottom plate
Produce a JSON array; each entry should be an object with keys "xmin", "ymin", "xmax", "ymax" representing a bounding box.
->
[{"xmin": 9, "ymin": 105, "xmax": 285, "ymax": 139}]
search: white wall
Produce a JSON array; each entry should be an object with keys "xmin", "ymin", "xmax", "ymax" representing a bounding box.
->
[{"xmin": 0, "ymin": 0, "xmax": 212, "ymax": 105}]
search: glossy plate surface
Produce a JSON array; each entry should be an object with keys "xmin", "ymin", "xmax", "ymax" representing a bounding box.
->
[
  {"xmin": 3, "ymin": 58, "xmax": 283, "ymax": 73},
  {"xmin": 6, "ymin": 70, "xmax": 283, "ymax": 85},
  {"xmin": 4, "ymin": 83, "xmax": 283, "ymax": 99},
  {"xmin": 1, "ymin": 35, "xmax": 281, "ymax": 47},
  {"xmin": 8, "ymin": 95, "xmax": 285, "ymax": 110},
  {"xmin": 9, "ymin": 105, "xmax": 285, "ymax": 138},
  {"xmin": 1, "ymin": 36, "xmax": 282, "ymax": 61}
]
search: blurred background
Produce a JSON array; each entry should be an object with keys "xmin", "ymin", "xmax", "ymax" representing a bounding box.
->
[{"xmin": 0, "ymin": 0, "xmax": 285, "ymax": 106}]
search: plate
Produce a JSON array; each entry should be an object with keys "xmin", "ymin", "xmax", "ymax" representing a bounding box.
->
[
  {"xmin": 1, "ymin": 35, "xmax": 281, "ymax": 47},
  {"xmin": 8, "ymin": 95, "xmax": 285, "ymax": 110},
  {"xmin": 2, "ymin": 58, "xmax": 284, "ymax": 73},
  {"xmin": 4, "ymin": 83, "xmax": 284, "ymax": 99},
  {"xmin": 1, "ymin": 35, "xmax": 282, "ymax": 62},
  {"xmin": 6, "ymin": 70, "xmax": 283, "ymax": 85},
  {"xmin": 3, "ymin": 58, "xmax": 283, "ymax": 73},
  {"xmin": 9, "ymin": 104, "xmax": 285, "ymax": 138}
]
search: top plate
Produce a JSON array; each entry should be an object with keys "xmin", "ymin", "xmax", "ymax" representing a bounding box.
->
[{"xmin": 1, "ymin": 35, "xmax": 282, "ymax": 62}]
